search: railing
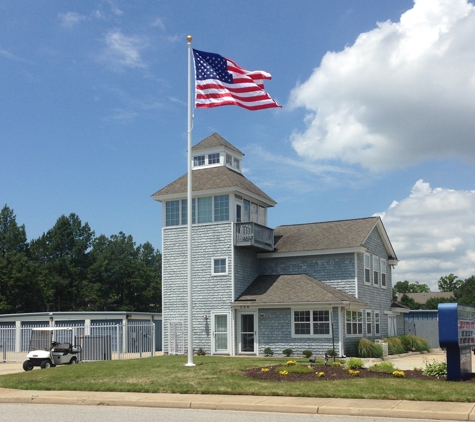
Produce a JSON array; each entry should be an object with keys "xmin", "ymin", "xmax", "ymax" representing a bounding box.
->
[
  {"xmin": 235, "ymin": 222, "xmax": 274, "ymax": 251},
  {"xmin": 0, "ymin": 322, "xmax": 156, "ymax": 362}
]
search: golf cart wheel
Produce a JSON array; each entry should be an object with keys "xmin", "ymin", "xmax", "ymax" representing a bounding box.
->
[
  {"xmin": 22, "ymin": 360, "xmax": 34, "ymax": 371},
  {"xmin": 40, "ymin": 360, "xmax": 52, "ymax": 369},
  {"xmin": 69, "ymin": 357, "xmax": 77, "ymax": 365}
]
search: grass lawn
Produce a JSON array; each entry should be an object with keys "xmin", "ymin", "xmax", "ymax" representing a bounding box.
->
[{"xmin": 0, "ymin": 356, "xmax": 473, "ymax": 402}]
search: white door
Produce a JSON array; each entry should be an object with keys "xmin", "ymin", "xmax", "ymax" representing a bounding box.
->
[
  {"xmin": 212, "ymin": 313, "xmax": 229, "ymax": 354},
  {"xmin": 238, "ymin": 312, "xmax": 257, "ymax": 354},
  {"xmin": 388, "ymin": 315, "xmax": 397, "ymax": 337}
]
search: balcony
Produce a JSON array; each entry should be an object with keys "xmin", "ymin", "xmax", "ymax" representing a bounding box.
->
[{"xmin": 235, "ymin": 222, "xmax": 274, "ymax": 251}]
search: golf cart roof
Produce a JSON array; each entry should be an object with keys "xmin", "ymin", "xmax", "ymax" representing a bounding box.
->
[{"xmin": 31, "ymin": 327, "xmax": 73, "ymax": 331}]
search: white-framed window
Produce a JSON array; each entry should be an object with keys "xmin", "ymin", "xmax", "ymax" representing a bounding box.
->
[
  {"xmin": 212, "ymin": 258, "xmax": 228, "ymax": 275},
  {"xmin": 364, "ymin": 254, "xmax": 371, "ymax": 285},
  {"xmin": 374, "ymin": 311, "xmax": 380, "ymax": 335},
  {"xmin": 226, "ymin": 154, "xmax": 232, "ymax": 166},
  {"xmin": 193, "ymin": 155, "xmax": 205, "ymax": 167},
  {"xmin": 181, "ymin": 198, "xmax": 196, "ymax": 225},
  {"xmin": 381, "ymin": 259, "xmax": 387, "ymax": 288},
  {"xmin": 346, "ymin": 310, "xmax": 363, "ymax": 336},
  {"xmin": 292, "ymin": 309, "xmax": 331, "ymax": 337},
  {"xmin": 373, "ymin": 256, "xmax": 379, "ymax": 286},
  {"xmin": 366, "ymin": 311, "xmax": 372, "ymax": 335},
  {"xmin": 165, "ymin": 200, "xmax": 180, "ymax": 226},
  {"xmin": 208, "ymin": 153, "xmax": 220, "ymax": 164},
  {"xmin": 233, "ymin": 157, "xmax": 240, "ymax": 170},
  {"xmin": 197, "ymin": 197, "xmax": 212, "ymax": 223}
]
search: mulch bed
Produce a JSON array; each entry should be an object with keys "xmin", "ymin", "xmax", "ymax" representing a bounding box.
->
[{"xmin": 244, "ymin": 364, "xmax": 475, "ymax": 382}]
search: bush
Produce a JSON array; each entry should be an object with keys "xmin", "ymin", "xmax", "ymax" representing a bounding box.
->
[
  {"xmin": 345, "ymin": 357, "xmax": 364, "ymax": 370},
  {"xmin": 384, "ymin": 337, "xmax": 406, "ymax": 355},
  {"xmin": 326, "ymin": 349, "xmax": 337, "ymax": 357},
  {"xmin": 369, "ymin": 361, "xmax": 396, "ymax": 374},
  {"xmin": 302, "ymin": 350, "xmax": 313, "ymax": 358},
  {"xmin": 400, "ymin": 335, "xmax": 430, "ymax": 353},
  {"xmin": 263, "ymin": 347, "xmax": 274, "ymax": 357},
  {"xmin": 196, "ymin": 347, "xmax": 206, "ymax": 356},
  {"xmin": 423, "ymin": 359, "xmax": 447, "ymax": 378},
  {"xmin": 357, "ymin": 338, "xmax": 383, "ymax": 358},
  {"xmin": 282, "ymin": 348, "xmax": 294, "ymax": 357}
]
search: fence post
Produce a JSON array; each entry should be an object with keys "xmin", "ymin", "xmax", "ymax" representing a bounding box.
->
[
  {"xmin": 152, "ymin": 323, "xmax": 155, "ymax": 357},
  {"xmin": 2, "ymin": 340, "xmax": 5, "ymax": 362},
  {"xmin": 116, "ymin": 324, "xmax": 121, "ymax": 360}
]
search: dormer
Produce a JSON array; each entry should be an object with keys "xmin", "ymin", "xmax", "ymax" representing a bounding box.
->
[{"xmin": 192, "ymin": 133, "xmax": 244, "ymax": 173}]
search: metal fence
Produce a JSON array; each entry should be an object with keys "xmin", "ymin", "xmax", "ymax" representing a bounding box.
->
[{"xmin": 0, "ymin": 321, "xmax": 155, "ymax": 362}]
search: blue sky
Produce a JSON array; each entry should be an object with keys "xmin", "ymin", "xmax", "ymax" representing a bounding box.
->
[{"xmin": 2, "ymin": 0, "xmax": 475, "ymax": 290}]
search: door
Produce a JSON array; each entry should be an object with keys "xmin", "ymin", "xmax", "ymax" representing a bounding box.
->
[
  {"xmin": 388, "ymin": 315, "xmax": 397, "ymax": 337},
  {"xmin": 239, "ymin": 313, "xmax": 257, "ymax": 354},
  {"xmin": 212, "ymin": 313, "xmax": 229, "ymax": 354}
]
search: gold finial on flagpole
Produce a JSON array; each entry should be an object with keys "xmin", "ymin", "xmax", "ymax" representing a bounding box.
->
[{"xmin": 187, "ymin": 35, "xmax": 192, "ymax": 43}]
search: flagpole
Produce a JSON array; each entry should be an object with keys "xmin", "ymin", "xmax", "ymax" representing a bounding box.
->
[{"xmin": 185, "ymin": 35, "xmax": 195, "ymax": 367}]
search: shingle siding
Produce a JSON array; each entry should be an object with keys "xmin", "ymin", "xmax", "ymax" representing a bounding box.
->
[
  {"xmin": 234, "ymin": 248, "xmax": 260, "ymax": 299},
  {"xmin": 162, "ymin": 222, "xmax": 234, "ymax": 355},
  {"xmin": 258, "ymin": 254, "xmax": 356, "ymax": 295}
]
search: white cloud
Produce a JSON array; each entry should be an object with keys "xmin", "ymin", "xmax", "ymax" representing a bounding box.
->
[
  {"xmin": 58, "ymin": 12, "xmax": 86, "ymax": 28},
  {"xmin": 289, "ymin": 0, "xmax": 475, "ymax": 171},
  {"xmin": 377, "ymin": 180, "xmax": 475, "ymax": 290},
  {"xmin": 102, "ymin": 30, "xmax": 147, "ymax": 70}
]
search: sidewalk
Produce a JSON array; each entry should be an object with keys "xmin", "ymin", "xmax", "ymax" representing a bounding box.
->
[{"xmin": 0, "ymin": 350, "xmax": 473, "ymax": 421}]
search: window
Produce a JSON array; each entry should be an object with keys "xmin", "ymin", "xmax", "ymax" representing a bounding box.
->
[
  {"xmin": 198, "ymin": 197, "xmax": 212, "ymax": 223},
  {"xmin": 373, "ymin": 256, "xmax": 379, "ymax": 286},
  {"xmin": 381, "ymin": 259, "xmax": 387, "ymax": 288},
  {"xmin": 208, "ymin": 153, "xmax": 220, "ymax": 164},
  {"xmin": 364, "ymin": 254, "xmax": 371, "ymax": 284},
  {"xmin": 242, "ymin": 199, "xmax": 250, "ymax": 222},
  {"xmin": 214, "ymin": 195, "xmax": 229, "ymax": 221},
  {"xmin": 293, "ymin": 310, "xmax": 331, "ymax": 337},
  {"xmin": 258, "ymin": 206, "xmax": 266, "ymax": 226},
  {"xmin": 165, "ymin": 200, "xmax": 180, "ymax": 226},
  {"xmin": 233, "ymin": 157, "xmax": 240, "ymax": 169},
  {"xmin": 212, "ymin": 258, "xmax": 227, "ymax": 275},
  {"xmin": 250, "ymin": 202, "xmax": 258, "ymax": 222},
  {"xmin": 375, "ymin": 311, "xmax": 380, "ymax": 335},
  {"xmin": 366, "ymin": 311, "xmax": 372, "ymax": 335},
  {"xmin": 193, "ymin": 155, "xmax": 205, "ymax": 167},
  {"xmin": 346, "ymin": 311, "xmax": 363, "ymax": 336},
  {"xmin": 181, "ymin": 199, "xmax": 196, "ymax": 225}
]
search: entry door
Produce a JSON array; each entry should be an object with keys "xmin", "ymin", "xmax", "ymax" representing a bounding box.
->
[
  {"xmin": 388, "ymin": 315, "xmax": 397, "ymax": 337},
  {"xmin": 212, "ymin": 313, "xmax": 229, "ymax": 354},
  {"xmin": 239, "ymin": 313, "xmax": 257, "ymax": 354}
]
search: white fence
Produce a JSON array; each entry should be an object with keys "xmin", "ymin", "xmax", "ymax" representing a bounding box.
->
[{"xmin": 0, "ymin": 322, "xmax": 155, "ymax": 362}]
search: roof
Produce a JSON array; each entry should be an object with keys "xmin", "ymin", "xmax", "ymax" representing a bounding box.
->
[
  {"xmin": 152, "ymin": 165, "xmax": 276, "ymax": 205},
  {"xmin": 270, "ymin": 217, "xmax": 396, "ymax": 258},
  {"xmin": 233, "ymin": 274, "xmax": 367, "ymax": 308},
  {"xmin": 396, "ymin": 292, "xmax": 454, "ymax": 305},
  {"xmin": 191, "ymin": 133, "xmax": 244, "ymax": 155}
]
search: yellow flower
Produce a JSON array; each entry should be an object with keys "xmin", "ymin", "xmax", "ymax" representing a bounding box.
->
[
  {"xmin": 261, "ymin": 367, "xmax": 269, "ymax": 373},
  {"xmin": 279, "ymin": 370, "xmax": 289, "ymax": 376},
  {"xmin": 316, "ymin": 372, "xmax": 325, "ymax": 377},
  {"xmin": 393, "ymin": 370, "xmax": 405, "ymax": 378},
  {"xmin": 286, "ymin": 360, "xmax": 297, "ymax": 366},
  {"xmin": 332, "ymin": 362, "xmax": 341, "ymax": 367},
  {"xmin": 348, "ymin": 369, "xmax": 360, "ymax": 376}
]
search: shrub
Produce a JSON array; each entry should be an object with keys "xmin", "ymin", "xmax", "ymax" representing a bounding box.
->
[
  {"xmin": 369, "ymin": 361, "xmax": 396, "ymax": 374},
  {"xmin": 196, "ymin": 347, "xmax": 206, "ymax": 356},
  {"xmin": 332, "ymin": 361, "xmax": 342, "ymax": 367},
  {"xmin": 282, "ymin": 348, "xmax": 294, "ymax": 357},
  {"xmin": 302, "ymin": 350, "xmax": 313, "ymax": 358},
  {"xmin": 326, "ymin": 349, "xmax": 337, "ymax": 357},
  {"xmin": 384, "ymin": 337, "xmax": 406, "ymax": 355},
  {"xmin": 357, "ymin": 338, "xmax": 383, "ymax": 358},
  {"xmin": 423, "ymin": 359, "xmax": 447, "ymax": 378},
  {"xmin": 345, "ymin": 357, "xmax": 364, "ymax": 370},
  {"xmin": 400, "ymin": 335, "xmax": 431, "ymax": 353},
  {"xmin": 263, "ymin": 347, "xmax": 274, "ymax": 357}
]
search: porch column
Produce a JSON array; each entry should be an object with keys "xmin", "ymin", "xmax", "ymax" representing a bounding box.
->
[{"xmin": 15, "ymin": 321, "xmax": 21, "ymax": 353}]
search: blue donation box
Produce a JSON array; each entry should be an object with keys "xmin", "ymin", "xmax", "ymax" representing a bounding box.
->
[{"xmin": 438, "ymin": 303, "xmax": 475, "ymax": 381}]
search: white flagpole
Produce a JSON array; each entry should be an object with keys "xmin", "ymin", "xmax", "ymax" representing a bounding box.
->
[{"xmin": 185, "ymin": 35, "xmax": 195, "ymax": 367}]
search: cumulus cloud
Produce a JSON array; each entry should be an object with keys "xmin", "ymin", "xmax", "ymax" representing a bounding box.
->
[
  {"xmin": 58, "ymin": 12, "xmax": 86, "ymax": 28},
  {"xmin": 376, "ymin": 180, "xmax": 475, "ymax": 289},
  {"xmin": 102, "ymin": 30, "xmax": 147, "ymax": 70},
  {"xmin": 289, "ymin": 0, "xmax": 475, "ymax": 171}
]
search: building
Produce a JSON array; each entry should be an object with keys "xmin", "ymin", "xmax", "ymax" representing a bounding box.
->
[{"xmin": 152, "ymin": 133, "xmax": 402, "ymax": 357}]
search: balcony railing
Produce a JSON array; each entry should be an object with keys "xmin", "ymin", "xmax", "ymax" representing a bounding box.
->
[{"xmin": 235, "ymin": 222, "xmax": 274, "ymax": 251}]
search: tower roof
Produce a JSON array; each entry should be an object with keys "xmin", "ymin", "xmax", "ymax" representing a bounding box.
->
[{"xmin": 191, "ymin": 133, "xmax": 244, "ymax": 156}]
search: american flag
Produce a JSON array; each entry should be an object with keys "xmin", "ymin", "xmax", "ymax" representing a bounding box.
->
[{"xmin": 192, "ymin": 49, "xmax": 281, "ymax": 111}]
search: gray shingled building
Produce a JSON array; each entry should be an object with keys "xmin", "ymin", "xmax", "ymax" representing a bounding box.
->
[{"xmin": 152, "ymin": 133, "xmax": 403, "ymax": 357}]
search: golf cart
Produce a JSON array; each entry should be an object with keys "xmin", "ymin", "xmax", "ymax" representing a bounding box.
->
[{"xmin": 23, "ymin": 327, "xmax": 82, "ymax": 371}]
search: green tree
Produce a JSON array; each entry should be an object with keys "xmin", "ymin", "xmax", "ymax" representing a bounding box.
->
[
  {"xmin": 399, "ymin": 293, "xmax": 420, "ymax": 310},
  {"xmin": 454, "ymin": 276, "xmax": 475, "ymax": 307},
  {"xmin": 0, "ymin": 205, "xmax": 45, "ymax": 313},
  {"xmin": 393, "ymin": 280, "xmax": 430, "ymax": 301},
  {"xmin": 423, "ymin": 297, "xmax": 456, "ymax": 310},
  {"xmin": 438, "ymin": 273, "xmax": 463, "ymax": 292}
]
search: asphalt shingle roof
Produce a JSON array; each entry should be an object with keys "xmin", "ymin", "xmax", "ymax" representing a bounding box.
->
[
  {"xmin": 191, "ymin": 133, "xmax": 244, "ymax": 155},
  {"xmin": 234, "ymin": 274, "xmax": 367, "ymax": 306},
  {"xmin": 272, "ymin": 217, "xmax": 381, "ymax": 253}
]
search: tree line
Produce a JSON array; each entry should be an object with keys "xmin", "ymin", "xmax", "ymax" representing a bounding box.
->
[
  {"xmin": 0, "ymin": 205, "xmax": 161, "ymax": 314},
  {"xmin": 393, "ymin": 274, "xmax": 475, "ymax": 310}
]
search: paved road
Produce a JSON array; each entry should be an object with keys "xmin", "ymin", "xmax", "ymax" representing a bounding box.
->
[{"xmin": 0, "ymin": 403, "xmax": 460, "ymax": 422}]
